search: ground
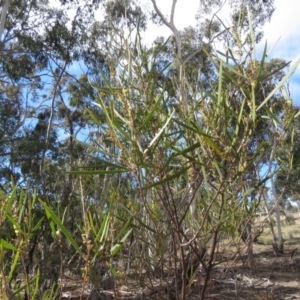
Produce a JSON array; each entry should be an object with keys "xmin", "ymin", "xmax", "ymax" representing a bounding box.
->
[
  {"xmin": 203, "ymin": 212, "xmax": 300, "ymax": 299},
  {"xmin": 59, "ymin": 213, "xmax": 300, "ymax": 299}
]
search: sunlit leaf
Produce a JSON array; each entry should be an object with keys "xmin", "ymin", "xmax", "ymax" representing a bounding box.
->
[{"xmin": 39, "ymin": 201, "xmax": 83, "ymax": 255}]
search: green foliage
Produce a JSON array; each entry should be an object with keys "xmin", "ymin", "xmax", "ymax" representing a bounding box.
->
[
  {"xmin": 0, "ymin": 188, "xmax": 53, "ymax": 299},
  {"xmin": 285, "ymin": 214, "xmax": 296, "ymax": 226},
  {"xmin": 275, "ymin": 108, "xmax": 300, "ymax": 201},
  {"xmin": 0, "ymin": 0, "xmax": 298, "ymax": 298},
  {"xmin": 69, "ymin": 8, "xmax": 298, "ymax": 297}
]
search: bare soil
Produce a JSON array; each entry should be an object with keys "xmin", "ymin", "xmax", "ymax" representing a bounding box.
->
[{"xmin": 59, "ymin": 213, "xmax": 300, "ymax": 299}]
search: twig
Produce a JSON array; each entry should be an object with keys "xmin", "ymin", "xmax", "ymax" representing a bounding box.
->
[{"xmin": 0, "ymin": 0, "xmax": 10, "ymax": 40}]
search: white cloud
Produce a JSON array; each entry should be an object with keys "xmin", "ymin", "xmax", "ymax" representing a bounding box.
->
[
  {"xmin": 47, "ymin": 0, "xmax": 300, "ymax": 103},
  {"xmin": 259, "ymin": 0, "xmax": 300, "ymax": 60},
  {"xmin": 257, "ymin": 0, "xmax": 300, "ymax": 105},
  {"xmin": 143, "ymin": 0, "xmax": 300, "ymax": 104},
  {"xmin": 138, "ymin": 0, "xmax": 199, "ymax": 43}
]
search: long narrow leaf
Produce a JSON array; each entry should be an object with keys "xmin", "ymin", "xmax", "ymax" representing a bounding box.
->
[
  {"xmin": 75, "ymin": 159, "xmax": 126, "ymax": 169},
  {"xmin": 217, "ymin": 61, "xmax": 223, "ymax": 114},
  {"xmin": 69, "ymin": 169, "xmax": 127, "ymax": 175},
  {"xmin": 88, "ymin": 211, "xmax": 96, "ymax": 236},
  {"xmin": 202, "ymin": 136, "xmax": 223, "ymax": 157},
  {"xmin": 5, "ymin": 214, "xmax": 25, "ymax": 235},
  {"xmin": 86, "ymin": 108, "xmax": 103, "ymax": 127},
  {"xmin": 39, "ymin": 201, "xmax": 83, "ymax": 255},
  {"xmin": 5, "ymin": 187, "xmax": 16, "ymax": 216},
  {"xmin": 247, "ymin": 6, "xmax": 256, "ymax": 59},
  {"xmin": 143, "ymin": 109, "xmax": 175, "ymax": 155},
  {"xmin": 256, "ymin": 41, "xmax": 267, "ymax": 80},
  {"xmin": 0, "ymin": 239, "xmax": 17, "ymax": 251},
  {"xmin": 75, "ymin": 140, "xmax": 119, "ymax": 158},
  {"xmin": 94, "ymin": 212, "xmax": 109, "ymax": 243},
  {"xmin": 141, "ymin": 93, "xmax": 164, "ymax": 129},
  {"xmin": 114, "ymin": 217, "xmax": 132, "ymax": 242},
  {"xmin": 8, "ymin": 250, "xmax": 20, "ymax": 280},
  {"xmin": 110, "ymin": 228, "xmax": 133, "ymax": 257},
  {"xmin": 251, "ymin": 87, "xmax": 256, "ymax": 123},
  {"xmin": 143, "ymin": 165, "xmax": 190, "ymax": 189},
  {"xmin": 257, "ymin": 57, "xmax": 300, "ymax": 111}
]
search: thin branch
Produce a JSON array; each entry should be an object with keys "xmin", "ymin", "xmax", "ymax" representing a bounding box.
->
[
  {"xmin": 0, "ymin": 0, "xmax": 10, "ymax": 40},
  {"xmin": 150, "ymin": 0, "xmax": 181, "ymax": 62},
  {"xmin": 170, "ymin": 0, "xmax": 177, "ymax": 26},
  {"xmin": 39, "ymin": 63, "xmax": 67, "ymax": 183},
  {"xmin": 150, "ymin": 0, "xmax": 170, "ymax": 28}
]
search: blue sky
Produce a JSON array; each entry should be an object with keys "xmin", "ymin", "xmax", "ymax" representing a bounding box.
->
[
  {"xmin": 138, "ymin": 0, "xmax": 300, "ymax": 105},
  {"xmin": 50, "ymin": 0, "xmax": 300, "ymax": 104},
  {"xmin": 260, "ymin": 0, "xmax": 300, "ymax": 106}
]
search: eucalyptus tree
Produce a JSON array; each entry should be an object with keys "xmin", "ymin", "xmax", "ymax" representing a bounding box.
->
[
  {"xmin": 0, "ymin": 1, "xmax": 110, "ymax": 294},
  {"xmin": 219, "ymin": 57, "xmax": 296, "ymax": 256},
  {"xmin": 275, "ymin": 106, "xmax": 300, "ymax": 203},
  {"xmin": 0, "ymin": 0, "xmax": 101, "ymax": 190},
  {"xmin": 267, "ymin": 103, "xmax": 300, "ymax": 254},
  {"xmin": 0, "ymin": 0, "xmax": 276, "ymax": 193}
]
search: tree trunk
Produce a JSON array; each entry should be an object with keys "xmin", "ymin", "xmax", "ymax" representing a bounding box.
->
[
  {"xmin": 261, "ymin": 190, "xmax": 280, "ymax": 255},
  {"xmin": 274, "ymin": 199, "xmax": 284, "ymax": 254},
  {"xmin": 0, "ymin": 0, "xmax": 10, "ymax": 38},
  {"xmin": 271, "ymin": 177, "xmax": 284, "ymax": 254},
  {"xmin": 264, "ymin": 204, "xmax": 279, "ymax": 255},
  {"xmin": 246, "ymin": 224, "xmax": 254, "ymax": 267}
]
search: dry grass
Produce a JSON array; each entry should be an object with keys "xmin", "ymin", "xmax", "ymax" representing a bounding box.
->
[
  {"xmin": 57, "ymin": 213, "xmax": 300, "ymax": 299},
  {"xmin": 202, "ymin": 212, "xmax": 300, "ymax": 300}
]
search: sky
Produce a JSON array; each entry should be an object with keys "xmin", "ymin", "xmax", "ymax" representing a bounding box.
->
[
  {"xmin": 260, "ymin": 0, "xmax": 300, "ymax": 105},
  {"xmin": 51, "ymin": 0, "xmax": 300, "ymax": 104},
  {"xmin": 136, "ymin": 0, "xmax": 300, "ymax": 105},
  {"xmin": 139, "ymin": 0, "xmax": 300, "ymax": 59}
]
